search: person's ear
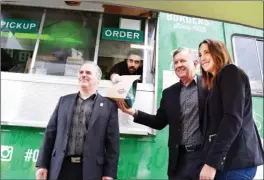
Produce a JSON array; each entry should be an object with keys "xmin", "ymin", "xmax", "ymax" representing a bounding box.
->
[
  {"xmin": 194, "ymin": 59, "xmax": 199, "ymax": 68},
  {"xmin": 140, "ymin": 60, "xmax": 143, "ymax": 67}
]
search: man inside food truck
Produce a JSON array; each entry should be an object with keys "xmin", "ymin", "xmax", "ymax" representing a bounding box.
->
[{"xmin": 109, "ymin": 49, "xmax": 143, "ymax": 83}]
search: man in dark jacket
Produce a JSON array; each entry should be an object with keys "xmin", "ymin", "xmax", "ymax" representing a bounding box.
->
[
  {"xmin": 36, "ymin": 62, "xmax": 120, "ymax": 180},
  {"xmin": 118, "ymin": 47, "xmax": 208, "ymax": 180}
]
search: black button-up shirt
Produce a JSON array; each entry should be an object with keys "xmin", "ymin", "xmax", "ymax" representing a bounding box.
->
[
  {"xmin": 66, "ymin": 93, "xmax": 97, "ymax": 156},
  {"xmin": 179, "ymin": 76, "xmax": 203, "ymax": 146}
]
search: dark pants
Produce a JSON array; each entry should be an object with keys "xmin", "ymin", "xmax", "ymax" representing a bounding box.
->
[
  {"xmin": 215, "ymin": 167, "xmax": 257, "ymax": 180},
  {"xmin": 169, "ymin": 149, "xmax": 204, "ymax": 180},
  {"xmin": 58, "ymin": 159, "xmax": 83, "ymax": 180}
]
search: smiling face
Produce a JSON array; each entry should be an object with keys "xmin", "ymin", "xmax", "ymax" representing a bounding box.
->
[
  {"xmin": 198, "ymin": 39, "xmax": 234, "ymax": 89},
  {"xmin": 78, "ymin": 63, "xmax": 98, "ymax": 91},
  {"xmin": 199, "ymin": 43, "xmax": 217, "ymax": 75},
  {"xmin": 173, "ymin": 50, "xmax": 198, "ymax": 81}
]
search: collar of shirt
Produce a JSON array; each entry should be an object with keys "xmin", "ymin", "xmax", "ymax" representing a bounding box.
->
[
  {"xmin": 77, "ymin": 91, "xmax": 97, "ymax": 101},
  {"xmin": 180, "ymin": 74, "xmax": 198, "ymax": 87}
]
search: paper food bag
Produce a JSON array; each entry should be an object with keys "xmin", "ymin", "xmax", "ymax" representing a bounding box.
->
[{"xmin": 105, "ymin": 75, "xmax": 140, "ymax": 108}]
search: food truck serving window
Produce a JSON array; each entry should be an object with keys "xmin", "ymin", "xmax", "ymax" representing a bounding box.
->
[
  {"xmin": 1, "ymin": 4, "xmax": 157, "ymax": 85},
  {"xmin": 98, "ymin": 14, "xmax": 156, "ymax": 83},
  {"xmin": 98, "ymin": 14, "xmax": 145, "ymax": 80},
  {"xmin": 232, "ymin": 36, "xmax": 263, "ymax": 96},
  {"xmin": 1, "ymin": 5, "xmax": 43, "ymax": 73}
]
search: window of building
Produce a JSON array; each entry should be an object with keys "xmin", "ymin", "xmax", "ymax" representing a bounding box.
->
[
  {"xmin": 33, "ymin": 9, "xmax": 100, "ymax": 76},
  {"xmin": 1, "ymin": 5, "xmax": 43, "ymax": 73},
  {"xmin": 232, "ymin": 36, "xmax": 263, "ymax": 96}
]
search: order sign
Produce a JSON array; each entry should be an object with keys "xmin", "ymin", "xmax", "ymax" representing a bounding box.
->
[{"xmin": 102, "ymin": 27, "xmax": 143, "ymax": 43}]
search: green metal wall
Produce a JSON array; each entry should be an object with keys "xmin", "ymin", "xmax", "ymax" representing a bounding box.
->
[
  {"xmin": 1, "ymin": 126, "xmax": 169, "ymax": 179},
  {"xmin": 1, "ymin": 12, "xmax": 263, "ymax": 179}
]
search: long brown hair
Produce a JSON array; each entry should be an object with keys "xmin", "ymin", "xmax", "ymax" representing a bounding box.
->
[{"xmin": 198, "ymin": 39, "xmax": 234, "ymax": 89}]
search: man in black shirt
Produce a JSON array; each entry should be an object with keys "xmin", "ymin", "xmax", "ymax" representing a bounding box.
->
[{"xmin": 109, "ymin": 50, "xmax": 143, "ymax": 83}]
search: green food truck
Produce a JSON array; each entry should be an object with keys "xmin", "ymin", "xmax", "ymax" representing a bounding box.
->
[{"xmin": 1, "ymin": 1, "xmax": 263, "ymax": 179}]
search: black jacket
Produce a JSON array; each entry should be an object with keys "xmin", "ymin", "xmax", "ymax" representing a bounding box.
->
[
  {"xmin": 203, "ymin": 64, "xmax": 264, "ymax": 171},
  {"xmin": 36, "ymin": 93, "xmax": 120, "ymax": 180}
]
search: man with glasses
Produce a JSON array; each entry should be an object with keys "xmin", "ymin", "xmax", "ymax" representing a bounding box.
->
[{"xmin": 109, "ymin": 50, "xmax": 143, "ymax": 83}]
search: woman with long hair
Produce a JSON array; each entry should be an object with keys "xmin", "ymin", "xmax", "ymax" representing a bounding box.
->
[{"xmin": 198, "ymin": 39, "xmax": 264, "ymax": 180}]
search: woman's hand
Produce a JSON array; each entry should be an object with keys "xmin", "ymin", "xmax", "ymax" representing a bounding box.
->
[{"xmin": 199, "ymin": 164, "xmax": 216, "ymax": 180}]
